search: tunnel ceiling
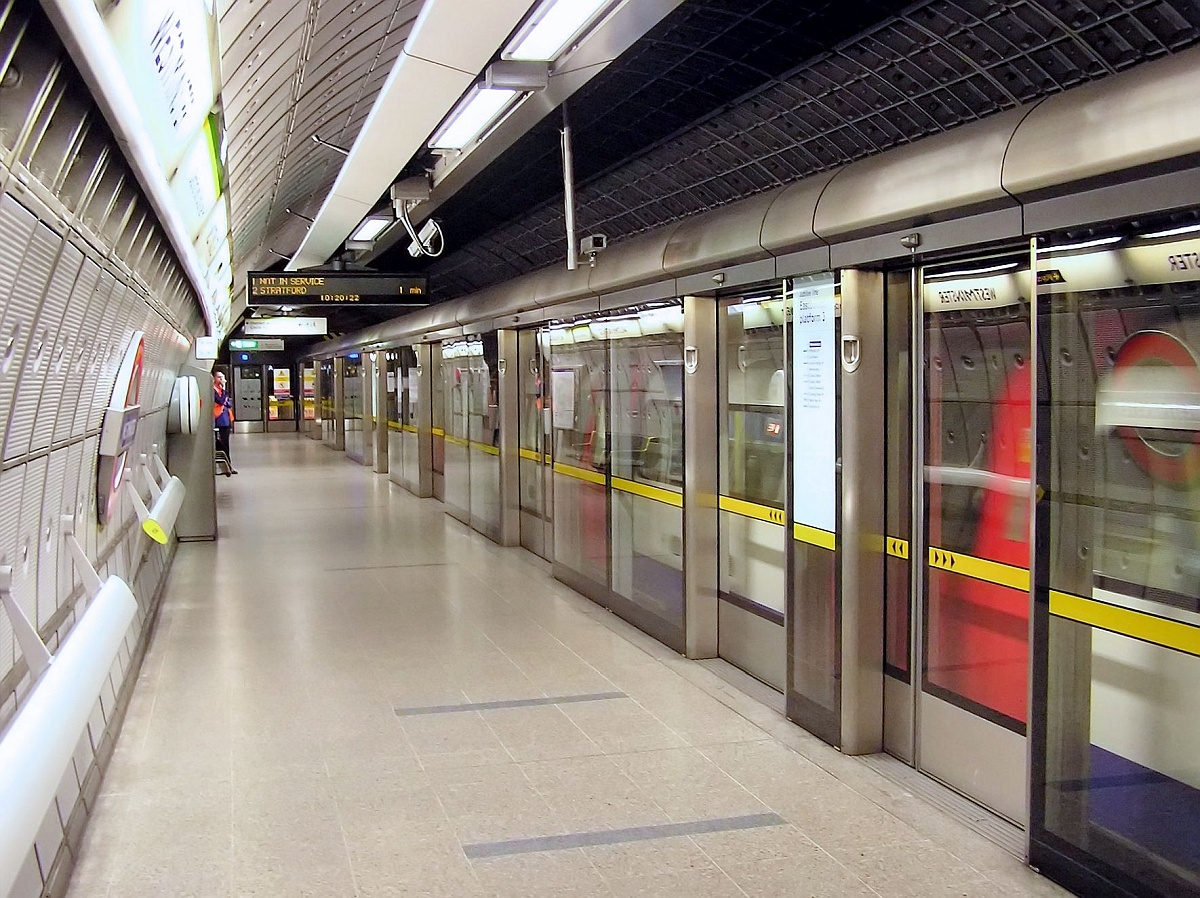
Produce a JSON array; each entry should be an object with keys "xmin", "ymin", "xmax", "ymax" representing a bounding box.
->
[
  {"xmin": 218, "ymin": 0, "xmax": 425, "ymax": 274},
  {"xmin": 371, "ymin": 0, "xmax": 1200, "ymax": 300}
]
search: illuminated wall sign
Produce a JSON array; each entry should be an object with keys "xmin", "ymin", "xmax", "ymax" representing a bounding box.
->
[
  {"xmin": 105, "ymin": 0, "xmax": 217, "ymax": 174},
  {"xmin": 97, "ymin": 332, "xmax": 146, "ymax": 525},
  {"xmin": 194, "ymin": 335, "xmax": 218, "ymax": 359},
  {"xmin": 790, "ymin": 272, "xmax": 837, "ymax": 536},
  {"xmin": 169, "ymin": 125, "xmax": 221, "ymax": 239},
  {"xmin": 244, "ymin": 317, "xmax": 328, "ymax": 336},
  {"xmin": 246, "ymin": 272, "xmax": 428, "ymax": 305}
]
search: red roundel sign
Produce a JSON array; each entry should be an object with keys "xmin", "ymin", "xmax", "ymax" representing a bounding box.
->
[{"xmin": 96, "ymin": 332, "xmax": 145, "ymax": 525}]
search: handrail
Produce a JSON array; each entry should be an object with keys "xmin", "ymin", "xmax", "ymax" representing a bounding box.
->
[{"xmin": 0, "ymin": 519, "xmax": 137, "ymax": 898}]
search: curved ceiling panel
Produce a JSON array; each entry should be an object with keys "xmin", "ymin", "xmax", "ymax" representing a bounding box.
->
[{"xmin": 218, "ymin": 0, "xmax": 423, "ymax": 277}]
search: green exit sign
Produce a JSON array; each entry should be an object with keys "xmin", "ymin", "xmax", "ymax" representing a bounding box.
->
[{"xmin": 230, "ymin": 338, "xmax": 285, "ymax": 351}]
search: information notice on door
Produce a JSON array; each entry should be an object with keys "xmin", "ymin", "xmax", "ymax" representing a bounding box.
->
[
  {"xmin": 791, "ymin": 273, "xmax": 837, "ymax": 535},
  {"xmin": 551, "ymin": 369, "xmax": 576, "ymax": 429}
]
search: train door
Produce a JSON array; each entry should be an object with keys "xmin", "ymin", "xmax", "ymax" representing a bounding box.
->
[
  {"xmin": 517, "ymin": 328, "xmax": 552, "ymax": 559},
  {"xmin": 883, "ymin": 253, "xmax": 1034, "ymax": 825},
  {"xmin": 717, "ymin": 288, "xmax": 788, "ymax": 690}
]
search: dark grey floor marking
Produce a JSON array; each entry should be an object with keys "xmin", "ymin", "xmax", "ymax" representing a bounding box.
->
[
  {"xmin": 396, "ymin": 692, "xmax": 626, "ymax": 716},
  {"xmin": 329, "ymin": 562, "xmax": 452, "ymax": 571},
  {"xmin": 463, "ymin": 813, "xmax": 787, "ymax": 859}
]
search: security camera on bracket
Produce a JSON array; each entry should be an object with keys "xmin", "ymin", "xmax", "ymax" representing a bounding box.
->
[{"xmin": 580, "ymin": 234, "xmax": 607, "ymax": 268}]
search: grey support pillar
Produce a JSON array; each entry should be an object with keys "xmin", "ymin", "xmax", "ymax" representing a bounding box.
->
[
  {"xmin": 838, "ymin": 269, "xmax": 886, "ymax": 754},
  {"xmin": 497, "ymin": 329, "xmax": 520, "ymax": 546},
  {"xmin": 684, "ymin": 295, "xmax": 719, "ymax": 659}
]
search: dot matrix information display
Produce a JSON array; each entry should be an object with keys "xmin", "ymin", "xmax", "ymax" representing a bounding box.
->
[{"xmin": 246, "ymin": 272, "xmax": 428, "ymax": 305}]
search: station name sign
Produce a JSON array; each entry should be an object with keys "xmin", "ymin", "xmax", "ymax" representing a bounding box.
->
[{"xmin": 247, "ymin": 271, "xmax": 427, "ymax": 305}]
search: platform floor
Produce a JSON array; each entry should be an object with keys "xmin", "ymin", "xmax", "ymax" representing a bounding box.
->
[{"xmin": 66, "ymin": 433, "xmax": 1070, "ymax": 898}]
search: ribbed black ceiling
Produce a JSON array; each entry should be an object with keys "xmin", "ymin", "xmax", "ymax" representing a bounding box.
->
[{"xmin": 379, "ymin": 0, "xmax": 1200, "ymax": 298}]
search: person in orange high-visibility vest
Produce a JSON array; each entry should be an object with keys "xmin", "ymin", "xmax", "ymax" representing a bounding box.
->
[{"xmin": 213, "ymin": 371, "xmax": 237, "ymax": 474}]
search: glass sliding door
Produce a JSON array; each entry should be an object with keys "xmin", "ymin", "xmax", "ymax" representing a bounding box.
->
[
  {"xmin": 431, "ymin": 343, "xmax": 445, "ymax": 500},
  {"xmin": 399, "ymin": 346, "xmax": 421, "ymax": 491},
  {"xmin": 442, "ymin": 340, "xmax": 473, "ymax": 524},
  {"xmin": 718, "ymin": 288, "xmax": 788, "ymax": 690},
  {"xmin": 608, "ymin": 304, "xmax": 686, "ymax": 652},
  {"xmin": 549, "ymin": 321, "xmax": 610, "ymax": 599},
  {"xmin": 468, "ymin": 334, "xmax": 501, "ymax": 540},
  {"xmin": 1033, "ymin": 229, "xmax": 1200, "ymax": 898},
  {"xmin": 518, "ymin": 328, "xmax": 551, "ymax": 559}
]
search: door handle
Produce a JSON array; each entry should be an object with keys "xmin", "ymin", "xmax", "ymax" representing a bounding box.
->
[
  {"xmin": 684, "ymin": 346, "xmax": 698, "ymax": 374},
  {"xmin": 841, "ymin": 335, "xmax": 861, "ymax": 373}
]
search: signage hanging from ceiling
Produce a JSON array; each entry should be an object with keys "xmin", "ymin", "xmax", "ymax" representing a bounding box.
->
[
  {"xmin": 246, "ymin": 272, "xmax": 428, "ymax": 305},
  {"xmin": 244, "ymin": 317, "xmax": 328, "ymax": 336}
]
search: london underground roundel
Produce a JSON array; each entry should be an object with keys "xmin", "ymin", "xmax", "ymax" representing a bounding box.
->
[
  {"xmin": 96, "ymin": 332, "xmax": 145, "ymax": 524},
  {"xmin": 1105, "ymin": 330, "xmax": 1200, "ymax": 488}
]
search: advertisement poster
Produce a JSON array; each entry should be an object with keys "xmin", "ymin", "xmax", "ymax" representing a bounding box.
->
[{"xmin": 791, "ymin": 273, "xmax": 837, "ymax": 535}]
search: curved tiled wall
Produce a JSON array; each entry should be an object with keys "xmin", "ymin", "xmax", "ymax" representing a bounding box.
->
[{"xmin": 0, "ymin": 0, "xmax": 207, "ymax": 894}]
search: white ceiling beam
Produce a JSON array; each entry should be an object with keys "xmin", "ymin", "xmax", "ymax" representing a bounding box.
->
[{"xmin": 288, "ymin": 0, "xmax": 538, "ymax": 270}]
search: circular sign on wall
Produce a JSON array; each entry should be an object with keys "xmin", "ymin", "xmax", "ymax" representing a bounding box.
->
[
  {"xmin": 96, "ymin": 332, "xmax": 145, "ymax": 525},
  {"xmin": 1098, "ymin": 330, "xmax": 1200, "ymax": 488}
]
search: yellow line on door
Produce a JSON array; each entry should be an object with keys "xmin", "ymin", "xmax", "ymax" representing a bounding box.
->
[
  {"xmin": 927, "ymin": 547, "xmax": 1028, "ymax": 591},
  {"xmin": 1050, "ymin": 590, "xmax": 1200, "ymax": 657},
  {"xmin": 552, "ymin": 461, "xmax": 606, "ymax": 486},
  {"xmin": 718, "ymin": 495, "xmax": 786, "ymax": 526},
  {"xmin": 793, "ymin": 522, "xmax": 835, "ymax": 551},
  {"xmin": 612, "ymin": 477, "xmax": 683, "ymax": 507}
]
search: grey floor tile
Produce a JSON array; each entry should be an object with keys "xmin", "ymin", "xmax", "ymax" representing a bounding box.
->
[{"xmin": 62, "ymin": 436, "xmax": 1072, "ymax": 898}]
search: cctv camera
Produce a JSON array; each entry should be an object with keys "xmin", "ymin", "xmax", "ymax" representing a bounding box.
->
[{"xmin": 580, "ymin": 234, "xmax": 608, "ymax": 255}]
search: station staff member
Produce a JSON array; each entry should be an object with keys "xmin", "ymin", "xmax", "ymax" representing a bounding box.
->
[{"xmin": 213, "ymin": 371, "xmax": 237, "ymax": 474}]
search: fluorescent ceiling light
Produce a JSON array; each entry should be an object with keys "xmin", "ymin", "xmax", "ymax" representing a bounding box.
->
[
  {"xmin": 350, "ymin": 217, "xmax": 392, "ymax": 242},
  {"xmin": 430, "ymin": 88, "xmax": 518, "ymax": 150},
  {"xmin": 1139, "ymin": 222, "xmax": 1200, "ymax": 239},
  {"xmin": 505, "ymin": 0, "xmax": 611, "ymax": 62},
  {"xmin": 1046, "ymin": 235, "xmax": 1122, "ymax": 253}
]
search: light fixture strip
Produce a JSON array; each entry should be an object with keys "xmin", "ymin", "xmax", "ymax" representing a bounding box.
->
[
  {"xmin": 350, "ymin": 217, "xmax": 392, "ymax": 242},
  {"xmin": 505, "ymin": 0, "xmax": 613, "ymax": 62},
  {"xmin": 430, "ymin": 87, "xmax": 519, "ymax": 150}
]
